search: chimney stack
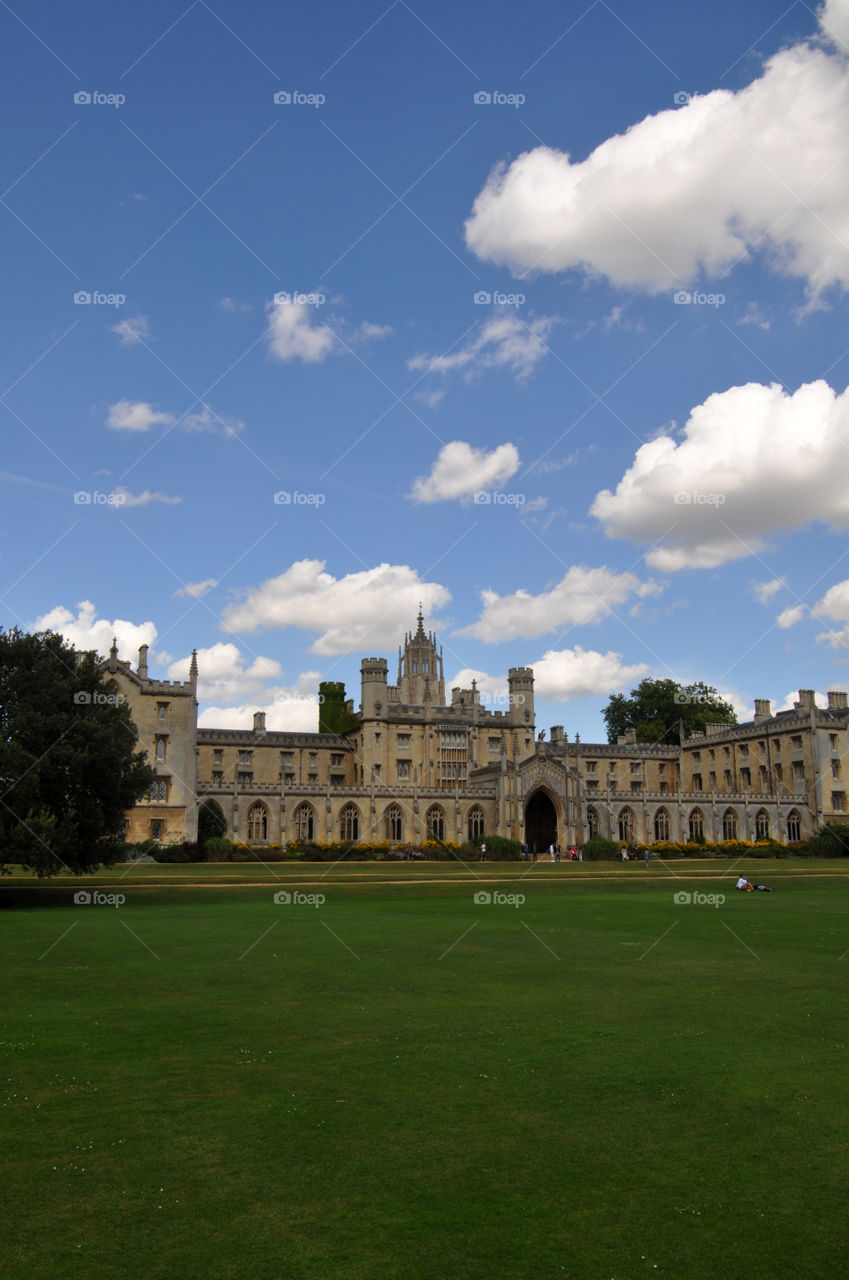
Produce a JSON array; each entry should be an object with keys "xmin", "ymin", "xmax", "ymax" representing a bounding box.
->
[
  {"xmin": 137, "ymin": 644, "xmax": 149, "ymax": 679},
  {"xmin": 253, "ymin": 711, "xmax": 266, "ymax": 734},
  {"xmin": 753, "ymin": 698, "xmax": 771, "ymax": 722}
]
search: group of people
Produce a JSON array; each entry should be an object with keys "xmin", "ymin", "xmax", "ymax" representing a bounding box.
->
[
  {"xmin": 623, "ymin": 841, "xmax": 652, "ymax": 867},
  {"xmin": 520, "ymin": 842, "xmax": 583, "ymax": 862}
]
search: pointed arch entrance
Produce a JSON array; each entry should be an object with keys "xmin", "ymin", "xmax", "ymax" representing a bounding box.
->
[{"xmin": 524, "ymin": 789, "xmax": 558, "ymax": 852}]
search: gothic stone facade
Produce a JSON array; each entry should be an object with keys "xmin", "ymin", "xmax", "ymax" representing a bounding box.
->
[{"xmin": 102, "ymin": 617, "xmax": 849, "ymax": 849}]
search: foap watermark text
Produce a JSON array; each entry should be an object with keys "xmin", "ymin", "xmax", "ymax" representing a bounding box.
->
[{"xmin": 673, "ymin": 891, "xmax": 725, "ymax": 908}]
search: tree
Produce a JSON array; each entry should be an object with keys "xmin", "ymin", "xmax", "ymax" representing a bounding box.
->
[
  {"xmin": 197, "ymin": 801, "xmax": 227, "ymax": 848},
  {"xmin": 602, "ymin": 678, "xmax": 737, "ymax": 745},
  {"xmin": 0, "ymin": 628, "xmax": 155, "ymax": 876}
]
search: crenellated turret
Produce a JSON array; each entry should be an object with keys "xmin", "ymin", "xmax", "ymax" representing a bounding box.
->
[
  {"xmin": 508, "ymin": 666, "xmax": 535, "ymax": 727},
  {"xmin": 360, "ymin": 657, "xmax": 389, "ymax": 718}
]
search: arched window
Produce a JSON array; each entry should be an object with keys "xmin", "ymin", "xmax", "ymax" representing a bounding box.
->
[
  {"xmin": 654, "ymin": 807, "xmax": 670, "ymax": 841},
  {"xmin": 384, "ymin": 804, "xmax": 403, "ymax": 841},
  {"xmin": 722, "ymin": 808, "xmax": 737, "ymax": 840},
  {"xmin": 618, "ymin": 806, "xmax": 635, "ymax": 843},
  {"xmin": 787, "ymin": 809, "xmax": 801, "ymax": 843},
  {"xmin": 248, "ymin": 802, "xmax": 268, "ymax": 842},
  {"xmin": 150, "ymin": 779, "xmax": 167, "ymax": 802},
  {"xmin": 340, "ymin": 804, "xmax": 359, "ymax": 842},
  {"xmin": 689, "ymin": 808, "xmax": 704, "ymax": 840},
  {"xmin": 468, "ymin": 806, "xmax": 485, "ymax": 839},
  {"xmin": 426, "ymin": 805, "xmax": 445, "ymax": 841},
  {"xmin": 293, "ymin": 803, "xmax": 314, "ymax": 841},
  {"xmin": 755, "ymin": 809, "xmax": 770, "ymax": 840},
  {"xmin": 586, "ymin": 805, "xmax": 599, "ymax": 838}
]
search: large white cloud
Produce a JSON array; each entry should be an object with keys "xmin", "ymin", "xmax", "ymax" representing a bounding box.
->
[
  {"xmin": 821, "ymin": 0, "xmax": 849, "ymax": 49},
  {"xmin": 465, "ymin": 13, "xmax": 849, "ymax": 299},
  {"xmin": 457, "ymin": 566, "xmax": 662, "ymax": 642},
  {"xmin": 532, "ymin": 647, "xmax": 651, "ymax": 701},
  {"xmin": 805, "ymin": 576, "xmax": 849, "ymax": 646},
  {"xmin": 409, "ymin": 441, "xmax": 520, "ymax": 503},
  {"xmin": 591, "ymin": 379, "xmax": 849, "ymax": 571},
  {"xmin": 194, "ymin": 668, "xmax": 324, "ymax": 733},
  {"xmin": 221, "ymin": 559, "xmax": 451, "ymax": 655},
  {"xmin": 166, "ymin": 643, "xmax": 284, "ymax": 705},
  {"xmin": 33, "ymin": 600, "xmax": 157, "ymax": 660}
]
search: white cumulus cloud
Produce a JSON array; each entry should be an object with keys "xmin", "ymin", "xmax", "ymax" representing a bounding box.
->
[
  {"xmin": 777, "ymin": 604, "xmax": 807, "ymax": 629},
  {"xmin": 752, "ymin": 577, "xmax": 787, "ymax": 604},
  {"xmin": 409, "ymin": 441, "xmax": 520, "ymax": 503},
  {"xmin": 107, "ymin": 400, "xmax": 174, "ymax": 432},
  {"xmin": 407, "ymin": 311, "xmax": 558, "ymax": 381},
  {"xmin": 173, "ymin": 578, "xmax": 218, "ymax": 599},
  {"xmin": 265, "ymin": 296, "xmax": 336, "ymax": 363},
  {"xmin": 33, "ymin": 600, "xmax": 157, "ymax": 661},
  {"xmin": 810, "ymin": 577, "xmax": 849, "ymax": 646},
  {"xmin": 167, "ymin": 644, "xmax": 284, "ymax": 705},
  {"xmin": 531, "ymin": 646, "xmax": 651, "ymax": 701},
  {"xmin": 465, "ymin": 13, "xmax": 849, "ymax": 300},
  {"xmin": 112, "ymin": 486, "xmax": 181, "ymax": 507},
  {"xmin": 111, "ymin": 315, "xmax": 151, "ymax": 346},
  {"xmin": 221, "ymin": 559, "xmax": 451, "ymax": 655},
  {"xmin": 591, "ymin": 379, "xmax": 849, "ymax": 571},
  {"xmin": 457, "ymin": 566, "xmax": 663, "ymax": 642}
]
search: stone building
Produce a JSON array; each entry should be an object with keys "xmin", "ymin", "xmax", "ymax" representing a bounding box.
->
[{"xmin": 101, "ymin": 613, "xmax": 849, "ymax": 850}]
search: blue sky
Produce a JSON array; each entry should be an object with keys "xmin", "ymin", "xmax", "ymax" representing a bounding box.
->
[{"xmin": 3, "ymin": 0, "xmax": 849, "ymax": 739}]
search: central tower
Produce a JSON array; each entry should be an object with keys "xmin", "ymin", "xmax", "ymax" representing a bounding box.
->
[{"xmin": 397, "ymin": 607, "xmax": 445, "ymax": 706}]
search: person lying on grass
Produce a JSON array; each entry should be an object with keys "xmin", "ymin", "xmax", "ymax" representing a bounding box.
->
[{"xmin": 736, "ymin": 876, "xmax": 775, "ymax": 892}]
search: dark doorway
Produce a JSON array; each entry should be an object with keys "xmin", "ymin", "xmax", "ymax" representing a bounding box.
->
[{"xmin": 524, "ymin": 789, "xmax": 558, "ymax": 852}]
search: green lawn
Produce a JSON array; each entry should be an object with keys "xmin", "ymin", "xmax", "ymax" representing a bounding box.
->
[{"xmin": 2, "ymin": 860, "xmax": 848, "ymax": 1279}]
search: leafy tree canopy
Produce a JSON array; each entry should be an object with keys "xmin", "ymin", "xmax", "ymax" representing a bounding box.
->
[
  {"xmin": 602, "ymin": 678, "xmax": 737, "ymax": 745},
  {"xmin": 0, "ymin": 628, "xmax": 155, "ymax": 876}
]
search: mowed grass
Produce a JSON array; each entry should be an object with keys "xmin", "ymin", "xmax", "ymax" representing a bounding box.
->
[{"xmin": 2, "ymin": 861, "xmax": 849, "ymax": 1280}]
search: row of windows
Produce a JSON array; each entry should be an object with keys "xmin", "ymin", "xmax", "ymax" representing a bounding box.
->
[
  {"xmin": 211, "ymin": 749, "xmax": 347, "ymax": 768},
  {"xmin": 237, "ymin": 802, "xmax": 486, "ymax": 843},
  {"xmin": 586, "ymin": 805, "xmax": 803, "ymax": 842}
]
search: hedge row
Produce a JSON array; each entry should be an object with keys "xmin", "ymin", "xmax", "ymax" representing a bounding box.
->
[{"xmin": 128, "ymin": 825, "xmax": 849, "ymax": 864}]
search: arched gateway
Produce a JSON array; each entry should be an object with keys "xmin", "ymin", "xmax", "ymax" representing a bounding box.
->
[{"xmin": 524, "ymin": 789, "xmax": 558, "ymax": 851}]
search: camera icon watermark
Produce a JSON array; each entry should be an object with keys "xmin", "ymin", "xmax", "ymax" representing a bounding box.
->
[
  {"xmin": 73, "ymin": 491, "xmax": 126, "ymax": 506},
  {"xmin": 73, "ymin": 890, "xmax": 126, "ymax": 907},
  {"xmin": 473, "ymin": 890, "xmax": 525, "ymax": 907},
  {"xmin": 273, "ymin": 890, "xmax": 325, "ymax": 907},
  {"xmin": 673, "ymin": 890, "xmax": 724, "ymax": 908},
  {"xmin": 673, "ymin": 491, "xmax": 726, "ymax": 506},
  {"xmin": 273, "ymin": 290, "xmax": 325, "ymax": 307},
  {"xmin": 74, "ymin": 90, "xmax": 125, "ymax": 108},
  {"xmin": 73, "ymin": 291, "xmax": 126, "ymax": 308},
  {"xmin": 473, "ymin": 490, "xmax": 526, "ymax": 507},
  {"xmin": 473, "ymin": 90, "xmax": 525, "ymax": 108},
  {"xmin": 673, "ymin": 91, "xmax": 692, "ymax": 106},
  {"xmin": 272, "ymin": 491, "xmax": 325, "ymax": 506},
  {"xmin": 673, "ymin": 290, "xmax": 725, "ymax": 307},
  {"xmin": 273, "ymin": 90, "xmax": 325, "ymax": 107}
]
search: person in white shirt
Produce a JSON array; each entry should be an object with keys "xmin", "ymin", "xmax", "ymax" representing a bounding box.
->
[{"xmin": 736, "ymin": 876, "xmax": 774, "ymax": 892}]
